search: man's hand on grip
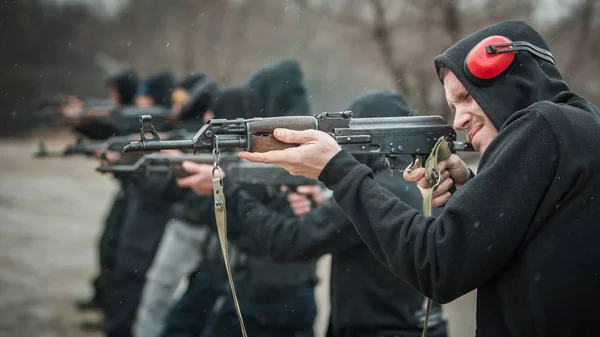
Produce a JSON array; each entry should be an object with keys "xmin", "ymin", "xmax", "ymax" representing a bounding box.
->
[{"xmin": 403, "ymin": 154, "xmax": 470, "ymax": 208}]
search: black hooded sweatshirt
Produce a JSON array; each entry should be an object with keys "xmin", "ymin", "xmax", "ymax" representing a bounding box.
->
[
  {"xmin": 221, "ymin": 60, "xmax": 318, "ymax": 300},
  {"xmin": 220, "ymin": 90, "xmax": 448, "ymax": 336},
  {"xmin": 317, "ymin": 20, "xmax": 600, "ymax": 337},
  {"xmin": 177, "ymin": 72, "xmax": 209, "ymax": 92},
  {"xmin": 107, "ymin": 69, "xmax": 139, "ymax": 106},
  {"xmin": 177, "ymin": 78, "xmax": 219, "ymax": 129},
  {"xmin": 141, "ymin": 70, "xmax": 175, "ymax": 108},
  {"xmin": 244, "ymin": 59, "xmax": 310, "ymax": 118}
]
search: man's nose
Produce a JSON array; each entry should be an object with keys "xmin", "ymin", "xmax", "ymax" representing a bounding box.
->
[{"xmin": 453, "ymin": 111, "xmax": 471, "ymax": 131}]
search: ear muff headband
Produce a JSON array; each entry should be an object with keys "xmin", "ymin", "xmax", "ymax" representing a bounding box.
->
[{"xmin": 464, "ymin": 35, "xmax": 556, "ymax": 86}]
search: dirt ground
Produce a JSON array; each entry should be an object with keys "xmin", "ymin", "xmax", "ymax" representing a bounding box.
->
[{"xmin": 0, "ymin": 133, "xmax": 476, "ymax": 337}]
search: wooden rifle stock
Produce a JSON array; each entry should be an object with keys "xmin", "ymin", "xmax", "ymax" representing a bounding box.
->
[{"xmin": 248, "ymin": 116, "xmax": 317, "ymax": 152}]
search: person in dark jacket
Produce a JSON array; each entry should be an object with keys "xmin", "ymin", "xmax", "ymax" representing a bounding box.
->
[
  {"xmin": 107, "ymin": 69, "xmax": 139, "ymax": 106},
  {"xmin": 239, "ymin": 20, "xmax": 600, "ymax": 337},
  {"xmin": 74, "ymin": 68, "xmax": 139, "ymax": 313},
  {"xmin": 137, "ymin": 70, "xmax": 175, "ymax": 108},
  {"xmin": 134, "ymin": 84, "xmax": 237, "ymax": 337},
  {"xmin": 103, "ymin": 70, "xmax": 180, "ymax": 337},
  {"xmin": 176, "ymin": 60, "xmax": 319, "ymax": 337},
  {"xmin": 178, "ymin": 90, "xmax": 449, "ymax": 337},
  {"xmin": 71, "ymin": 69, "xmax": 140, "ymax": 140},
  {"xmin": 171, "ymin": 72, "xmax": 211, "ymax": 120}
]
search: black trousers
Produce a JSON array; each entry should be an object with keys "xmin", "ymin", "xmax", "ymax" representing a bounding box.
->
[
  {"xmin": 103, "ymin": 186, "xmax": 172, "ymax": 337},
  {"xmin": 328, "ymin": 321, "xmax": 448, "ymax": 337},
  {"xmin": 90, "ymin": 186, "xmax": 128, "ymax": 308},
  {"xmin": 199, "ymin": 284, "xmax": 317, "ymax": 337}
]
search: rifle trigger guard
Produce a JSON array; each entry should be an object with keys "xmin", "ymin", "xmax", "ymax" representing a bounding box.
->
[{"xmin": 140, "ymin": 115, "xmax": 160, "ymax": 142}]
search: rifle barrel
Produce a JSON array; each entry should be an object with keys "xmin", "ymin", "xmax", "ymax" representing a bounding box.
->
[{"xmin": 123, "ymin": 139, "xmax": 196, "ymax": 153}]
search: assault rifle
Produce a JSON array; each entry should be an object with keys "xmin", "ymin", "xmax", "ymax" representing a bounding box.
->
[
  {"xmin": 34, "ymin": 129, "xmax": 196, "ymax": 158},
  {"xmin": 123, "ymin": 111, "xmax": 474, "ymax": 173},
  {"xmin": 95, "ymin": 153, "xmax": 318, "ymax": 187}
]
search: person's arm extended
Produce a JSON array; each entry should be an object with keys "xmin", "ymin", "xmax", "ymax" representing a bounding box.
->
[
  {"xmin": 223, "ymin": 182, "xmax": 361, "ymax": 261},
  {"xmin": 318, "ymin": 111, "xmax": 559, "ymax": 303}
]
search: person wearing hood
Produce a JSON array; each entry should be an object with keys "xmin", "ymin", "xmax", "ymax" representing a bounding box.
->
[
  {"xmin": 136, "ymin": 70, "xmax": 175, "ymax": 109},
  {"xmin": 176, "ymin": 79, "xmax": 220, "ymax": 128},
  {"xmin": 239, "ymin": 20, "xmax": 600, "ymax": 337},
  {"xmin": 244, "ymin": 59, "xmax": 309, "ymax": 118},
  {"xmin": 171, "ymin": 72, "xmax": 211, "ymax": 119},
  {"xmin": 175, "ymin": 60, "xmax": 319, "ymax": 337},
  {"xmin": 133, "ymin": 84, "xmax": 244, "ymax": 337},
  {"xmin": 73, "ymin": 68, "xmax": 139, "ymax": 317},
  {"xmin": 69, "ymin": 69, "xmax": 139, "ymax": 140},
  {"xmin": 103, "ymin": 70, "xmax": 180, "ymax": 337},
  {"xmin": 107, "ymin": 69, "xmax": 139, "ymax": 106},
  {"xmin": 177, "ymin": 90, "xmax": 449, "ymax": 337}
]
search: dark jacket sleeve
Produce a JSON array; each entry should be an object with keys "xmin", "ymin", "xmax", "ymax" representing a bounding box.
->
[
  {"xmin": 318, "ymin": 111, "xmax": 559, "ymax": 303},
  {"xmin": 222, "ymin": 182, "xmax": 361, "ymax": 261}
]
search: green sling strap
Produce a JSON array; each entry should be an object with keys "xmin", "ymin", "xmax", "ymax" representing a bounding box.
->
[{"xmin": 420, "ymin": 137, "xmax": 453, "ymax": 337}]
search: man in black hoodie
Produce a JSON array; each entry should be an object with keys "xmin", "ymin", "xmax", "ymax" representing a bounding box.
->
[
  {"xmin": 171, "ymin": 72, "xmax": 211, "ymax": 120},
  {"xmin": 74, "ymin": 68, "xmax": 140, "ymax": 315},
  {"xmin": 103, "ymin": 70, "xmax": 180, "ymax": 337},
  {"xmin": 179, "ymin": 90, "xmax": 449, "ymax": 337},
  {"xmin": 106, "ymin": 69, "xmax": 139, "ymax": 106},
  {"xmin": 136, "ymin": 70, "xmax": 176, "ymax": 109},
  {"xmin": 240, "ymin": 20, "xmax": 600, "ymax": 337}
]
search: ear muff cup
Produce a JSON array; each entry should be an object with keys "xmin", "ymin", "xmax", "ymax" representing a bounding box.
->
[{"xmin": 464, "ymin": 35, "xmax": 516, "ymax": 86}]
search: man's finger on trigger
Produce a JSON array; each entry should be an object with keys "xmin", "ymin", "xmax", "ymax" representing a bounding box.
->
[{"xmin": 404, "ymin": 167, "xmax": 425, "ymax": 182}]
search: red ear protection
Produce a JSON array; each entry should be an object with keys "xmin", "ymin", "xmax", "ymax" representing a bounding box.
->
[{"xmin": 464, "ymin": 35, "xmax": 556, "ymax": 86}]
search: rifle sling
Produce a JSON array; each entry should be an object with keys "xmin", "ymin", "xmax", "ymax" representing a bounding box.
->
[
  {"xmin": 212, "ymin": 172, "xmax": 248, "ymax": 337},
  {"xmin": 421, "ymin": 137, "xmax": 453, "ymax": 337}
]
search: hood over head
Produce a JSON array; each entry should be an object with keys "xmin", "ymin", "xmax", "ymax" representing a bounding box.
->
[
  {"xmin": 179, "ymin": 78, "xmax": 219, "ymax": 121},
  {"xmin": 434, "ymin": 20, "xmax": 569, "ymax": 130},
  {"xmin": 177, "ymin": 72, "xmax": 209, "ymax": 91},
  {"xmin": 211, "ymin": 86, "xmax": 247, "ymax": 120},
  {"xmin": 138, "ymin": 70, "xmax": 175, "ymax": 108},
  {"xmin": 344, "ymin": 90, "xmax": 413, "ymax": 172},
  {"xmin": 106, "ymin": 69, "xmax": 138, "ymax": 106},
  {"xmin": 244, "ymin": 59, "xmax": 310, "ymax": 118}
]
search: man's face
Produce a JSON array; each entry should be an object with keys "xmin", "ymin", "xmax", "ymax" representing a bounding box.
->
[
  {"xmin": 443, "ymin": 70, "xmax": 498, "ymax": 154},
  {"xmin": 171, "ymin": 88, "xmax": 189, "ymax": 116},
  {"xmin": 107, "ymin": 85, "xmax": 121, "ymax": 105},
  {"xmin": 136, "ymin": 95, "xmax": 154, "ymax": 108}
]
